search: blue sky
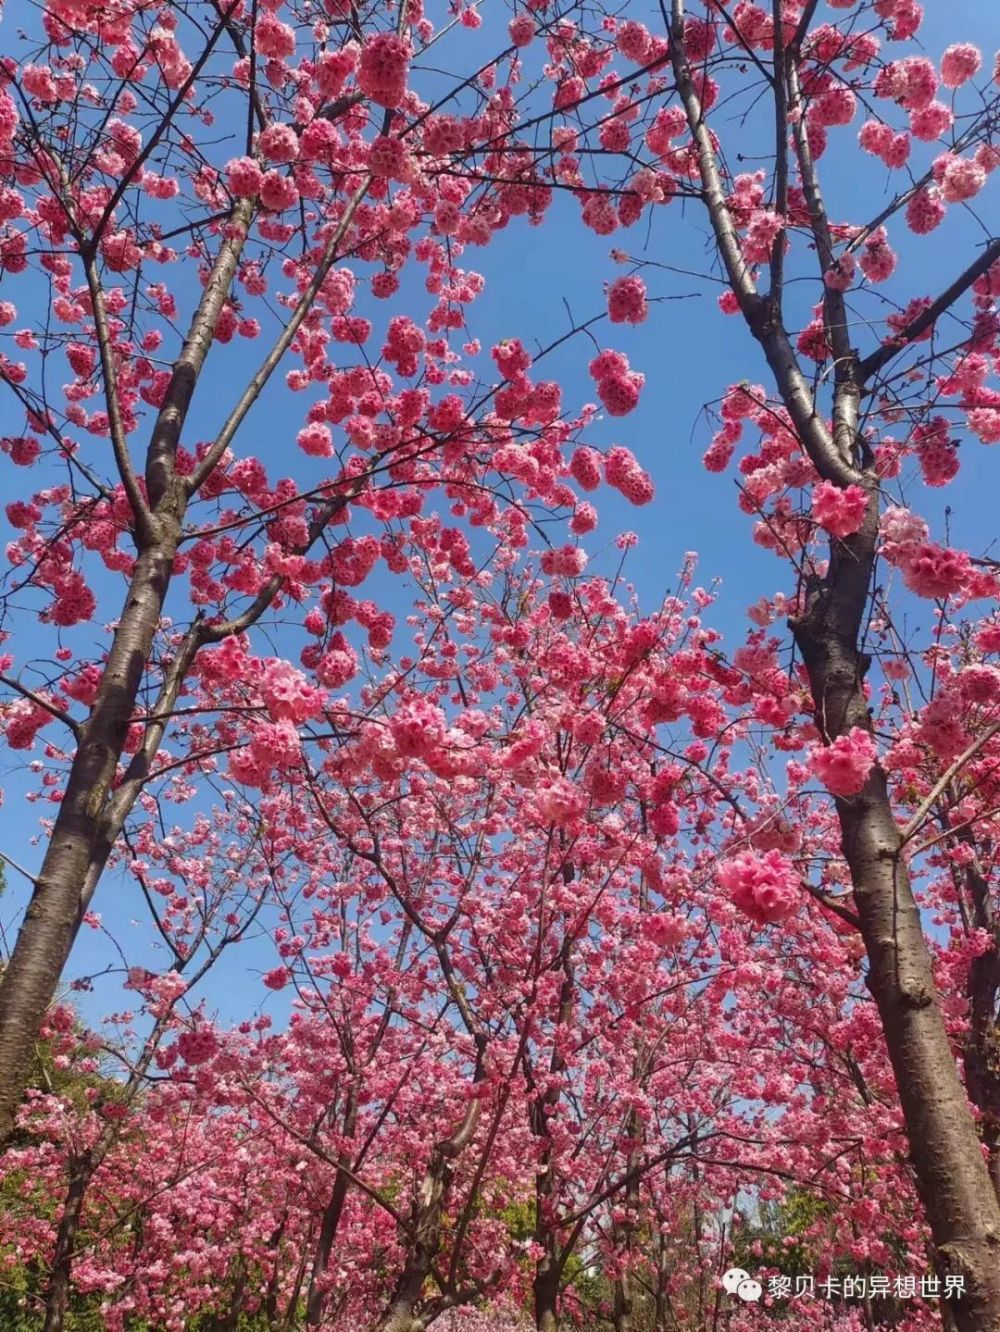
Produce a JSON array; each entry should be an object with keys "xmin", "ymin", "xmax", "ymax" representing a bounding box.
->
[{"xmin": 1, "ymin": 0, "xmax": 998, "ymax": 1032}]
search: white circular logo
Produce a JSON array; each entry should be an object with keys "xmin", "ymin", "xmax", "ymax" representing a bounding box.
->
[{"xmin": 723, "ymin": 1269, "xmax": 762, "ymax": 1302}]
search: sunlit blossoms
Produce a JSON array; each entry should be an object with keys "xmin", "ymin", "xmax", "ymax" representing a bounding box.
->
[
  {"xmin": 717, "ymin": 849, "xmax": 800, "ymax": 924},
  {"xmin": 1, "ymin": 1, "xmax": 999, "ymax": 1329}
]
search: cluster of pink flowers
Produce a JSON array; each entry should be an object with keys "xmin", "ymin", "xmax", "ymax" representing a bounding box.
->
[
  {"xmin": 912, "ymin": 418, "xmax": 959, "ymax": 487},
  {"xmin": 645, "ymin": 106, "xmax": 687, "ymax": 158},
  {"xmin": 22, "ymin": 64, "xmax": 62, "ymax": 102},
  {"xmin": 297, "ymin": 422, "xmax": 334, "ymax": 457},
  {"xmin": 604, "ymin": 446, "xmax": 654, "ymax": 505},
  {"xmin": 940, "ymin": 43, "xmax": 982, "ymax": 88},
  {"xmin": 175, "ymin": 1027, "xmax": 220, "ymax": 1067},
  {"xmin": 390, "ymin": 698, "xmax": 447, "ymax": 760},
  {"xmin": 910, "ymin": 102, "xmax": 952, "ymax": 142},
  {"xmin": 874, "ymin": 56, "xmax": 938, "ymax": 111},
  {"xmin": 858, "ymin": 229, "xmax": 896, "ymax": 284},
  {"xmin": 811, "ymin": 86, "xmax": 857, "ymax": 128},
  {"xmin": 260, "ymin": 659, "xmax": 326, "ymax": 723},
  {"xmin": 811, "ymin": 481, "xmax": 868, "ymax": 538},
  {"xmin": 589, "ymin": 349, "xmax": 645, "ymax": 417},
  {"xmin": 368, "ymin": 135, "xmax": 412, "ymax": 181},
  {"xmin": 900, "ymin": 543, "xmax": 974, "ymax": 600},
  {"xmin": 886, "ymin": 296, "xmax": 934, "ymax": 345},
  {"xmin": 570, "ymin": 501, "xmax": 598, "ymax": 535},
  {"xmin": 49, "ymin": 570, "xmax": 97, "ymax": 626},
  {"xmin": 607, "ymin": 275, "xmax": 648, "ymax": 324},
  {"xmin": 259, "ymin": 170, "xmax": 299, "ymax": 213},
  {"xmin": 641, "ymin": 912, "xmax": 688, "ymax": 949},
  {"xmin": 905, "ymin": 187, "xmax": 945, "ymax": 235},
  {"xmin": 357, "ymin": 32, "xmax": 411, "ymax": 108},
  {"xmin": 879, "ymin": 508, "xmax": 975, "ymax": 600},
  {"xmin": 533, "ymin": 775, "xmax": 586, "ymax": 827},
  {"xmin": 569, "ymin": 446, "xmax": 602, "ymax": 491},
  {"xmin": 742, "ymin": 209, "xmax": 785, "ymax": 264},
  {"xmin": 617, "ymin": 19, "xmax": 653, "ymax": 63},
  {"xmin": 224, "ymin": 157, "xmax": 263, "ymax": 198},
  {"xmin": 2, "ymin": 697, "xmax": 54, "ymax": 751},
  {"xmin": 824, "ymin": 253, "xmax": 855, "ymax": 292},
  {"xmin": 540, "ymin": 544, "xmax": 588, "ymax": 577},
  {"xmin": 717, "ymin": 849, "xmax": 799, "ymax": 925},
  {"xmin": 508, "ymin": 14, "xmax": 535, "ymax": 47},
  {"xmin": 250, "ymin": 719, "xmax": 302, "ymax": 772},
  {"xmin": 934, "ymin": 153, "xmax": 987, "ymax": 205},
  {"xmin": 968, "ymin": 408, "xmax": 1000, "ymax": 445},
  {"xmin": 807, "ymin": 728, "xmax": 878, "ymax": 797},
  {"xmin": 858, "ymin": 118, "xmax": 910, "ymax": 167},
  {"xmin": 316, "ymin": 636, "xmax": 358, "ymax": 688},
  {"xmin": 259, "ymin": 123, "xmax": 299, "ymax": 164},
  {"xmin": 957, "ymin": 664, "xmax": 1000, "ymax": 706}
]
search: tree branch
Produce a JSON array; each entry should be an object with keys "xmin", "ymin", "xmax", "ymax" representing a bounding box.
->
[
  {"xmin": 185, "ymin": 176, "xmax": 374, "ymax": 496},
  {"xmin": 81, "ymin": 253, "xmax": 155, "ymax": 544},
  {"xmin": 900, "ymin": 722, "xmax": 1000, "ymax": 845},
  {"xmin": 0, "ymin": 673, "xmax": 81, "ymax": 739},
  {"xmin": 667, "ymin": 0, "xmax": 857, "ymax": 487},
  {"xmin": 859, "ymin": 237, "xmax": 1000, "ymax": 382},
  {"xmin": 144, "ymin": 196, "xmax": 256, "ymax": 511}
]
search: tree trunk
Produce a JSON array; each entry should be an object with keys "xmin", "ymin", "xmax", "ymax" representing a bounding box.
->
[
  {"xmin": 0, "ymin": 199, "xmax": 252, "ymax": 1145},
  {"xmin": 373, "ymin": 1157, "xmax": 452, "ymax": 1332},
  {"xmin": 534, "ymin": 1263, "xmax": 560, "ymax": 1332},
  {"xmin": 666, "ymin": 18, "xmax": 1000, "ymax": 1317},
  {"xmin": 304, "ymin": 1168, "xmax": 352, "ymax": 1325},
  {"xmin": 0, "ymin": 533, "xmax": 183, "ymax": 1149},
  {"xmin": 614, "ymin": 1104, "xmax": 642, "ymax": 1332},
  {"xmin": 279, "ymin": 1239, "xmax": 311, "ymax": 1332},
  {"xmin": 654, "ymin": 1238, "xmax": 670, "ymax": 1332},
  {"xmin": 42, "ymin": 1151, "xmax": 94, "ymax": 1332},
  {"xmin": 305, "ymin": 1092, "xmax": 357, "ymax": 1326},
  {"xmin": 372, "ymin": 1094, "xmax": 481, "ymax": 1332},
  {"xmin": 952, "ymin": 842, "xmax": 1000, "ymax": 1203},
  {"xmin": 204, "ymin": 1257, "xmax": 247, "ymax": 1332},
  {"xmin": 614, "ymin": 1277, "xmax": 634, "ymax": 1332},
  {"xmin": 528, "ymin": 944, "xmax": 575, "ymax": 1332},
  {"xmin": 791, "ymin": 508, "xmax": 1000, "ymax": 1332}
]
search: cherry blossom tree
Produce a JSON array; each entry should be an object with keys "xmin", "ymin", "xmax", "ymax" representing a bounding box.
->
[
  {"xmin": 0, "ymin": 566, "xmax": 934, "ymax": 1331},
  {"xmin": 0, "ymin": 0, "xmax": 636, "ymax": 1142},
  {"xmin": 4, "ymin": 0, "xmax": 1000, "ymax": 1326},
  {"xmin": 539, "ymin": 1, "xmax": 999, "ymax": 1325}
]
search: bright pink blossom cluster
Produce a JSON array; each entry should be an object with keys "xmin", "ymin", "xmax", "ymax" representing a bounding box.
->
[
  {"xmin": 390, "ymin": 698, "xmax": 447, "ymax": 760},
  {"xmin": 588, "ymin": 350, "xmax": 645, "ymax": 417},
  {"xmin": 260, "ymin": 660, "xmax": 326, "ymax": 723},
  {"xmin": 357, "ymin": 32, "xmax": 412, "ymax": 108},
  {"xmin": 811, "ymin": 481, "xmax": 868, "ymax": 538},
  {"xmin": 807, "ymin": 728, "xmax": 878, "ymax": 797},
  {"xmin": 717, "ymin": 849, "xmax": 799, "ymax": 924},
  {"xmin": 607, "ymin": 275, "xmax": 648, "ymax": 324},
  {"xmin": 604, "ymin": 446, "xmax": 654, "ymax": 505},
  {"xmin": 940, "ymin": 43, "xmax": 982, "ymax": 88}
]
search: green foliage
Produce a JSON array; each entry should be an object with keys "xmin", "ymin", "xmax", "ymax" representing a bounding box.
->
[{"xmin": 731, "ymin": 1191, "xmax": 828, "ymax": 1278}]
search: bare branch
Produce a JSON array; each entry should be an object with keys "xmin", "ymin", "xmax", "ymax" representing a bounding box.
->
[
  {"xmin": 185, "ymin": 176, "xmax": 375, "ymax": 496},
  {"xmin": 668, "ymin": 0, "xmax": 857, "ymax": 487},
  {"xmin": 144, "ymin": 197, "xmax": 256, "ymax": 511},
  {"xmin": 0, "ymin": 850, "xmax": 38, "ymax": 887},
  {"xmin": 859, "ymin": 237, "xmax": 1000, "ymax": 382},
  {"xmin": 900, "ymin": 723, "xmax": 1000, "ymax": 846},
  {"xmin": 81, "ymin": 253, "xmax": 154, "ymax": 543}
]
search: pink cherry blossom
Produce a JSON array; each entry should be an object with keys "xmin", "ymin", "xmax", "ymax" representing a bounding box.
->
[
  {"xmin": 811, "ymin": 481, "xmax": 869, "ymax": 538},
  {"xmin": 807, "ymin": 727, "xmax": 878, "ymax": 797},
  {"xmin": 940, "ymin": 43, "xmax": 982, "ymax": 88},
  {"xmin": 717, "ymin": 849, "xmax": 800, "ymax": 924}
]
